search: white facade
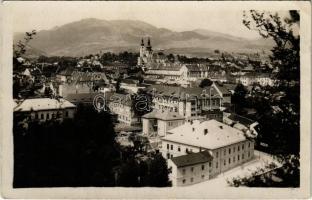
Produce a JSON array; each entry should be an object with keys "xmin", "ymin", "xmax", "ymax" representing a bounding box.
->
[
  {"xmin": 161, "ymin": 120, "xmax": 255, "ymax": 182},
  {"xmin": 14, "ymin": 98, "xmax": 76, "ymax": 122},
  {"xmin": 168, "ymin": 157, "xmax": 211, "ymax": 186}
]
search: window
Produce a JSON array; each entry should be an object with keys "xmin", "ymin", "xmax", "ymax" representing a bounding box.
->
[
  {"xmin": 65, "ymin": 111, "xmax": 69, "ymax": 117},
  {"xmin": 242, "ymin": 144, "xmax": 245, "ymax": 150},
  {"xmin": 209, "ymin": 162, "xmax": 212, "ymax": 167},
  {"xmin": 170, "ymin": 145, "xmax": 173, "ymax": 150},
  {"xmin": 201, "ymin": 165, "xmax": 205, "ymax": 170},
  {"xmin": 35, "ymin": 113, "xmax": 38, "ymax": 119},
  {"xmin": 233, "ymin": 156, "xmax": 235, "ymax": 162},
  {"xmin": 224, "ymin": 160, "xmax": 226, "ymax": 166},
  {"xmin": 242, "ymin": 153, "xmax": 245, "ymax": 159},
  {"xmin": 167, "ymin": 153, "xmax": 170, "ymax": 159},
  {"xmin": 171, "ymin": 154, "xmax": 173, "ymax": 159},
  {"xmin": 201, "ymin": 175, "xmax": 205, "ymax": 179},
  {"xmin": 229, "ymin": 158, "xmax": 231, "ymax": 164},
  {"xmin": 186, "ymin": 148, "xmax": 188, "ymax": 153},
  {"xmin": 238, "ymin": 146, "xmax": 240, "ymax": 151},
  {"xmin": 229, "ymin": 148, "xmax": 231, "ymax": 154},
  {"xmin": 41, "ymin": 114, "xmax": 44, "ymax": 119},
  {"xmin": 224, "ymin": 149, "xmax": 226, "ymax": 156},
  {"xmin": 167, "ymin": 144, "xmax": 169, "ymax": 150},
  {"xmin": 216, "ymin": 162, "xmax": 218, "ymax": 168},
  {"xmin": 182, "ymin": 169, "xmax": 186, "ymax": 175},
  {"xmin": 178, "ymin": 147, "xmax": 181, "ymax": 152},
  {"xmin": 248, "ymin": 142, "xmax": 250, "ymax": 148},
  {"xmin": 216, "ymin": 152, "xmax": 218, "ymax": 158},
  {"xmin": 191, "ymin": 167, "xmax": 194, "ymax": 172},
  {"xmin": 190, "ymin": 177, "xmax": 194, "ymax": 182},
  {"xmin": 248, "ymin": 151, "xmax": 250, "ymax": 157},
  {"xmin": 238, "ymin": 155, "xmax": 240, "ymax": 161},
  {"xmin": 192, "ymin": 128, "xmax": 195, "ymax": 132},
  {"xmin": 233, "ymin": 147, "xmax": 235, "ymax": 153},
  {"xmin": 183, "ymin": 179, "xmax": 186, "ymax": 184}
]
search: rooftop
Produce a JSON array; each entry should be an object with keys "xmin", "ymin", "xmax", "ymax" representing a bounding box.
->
[
  {"xmin": 142, "ymin": 110, "xmax": 185, "ymax": 121},
  {"xmin": 14, "ymin": 98, "xmax": 76, "ymax": 112},
  {"xmin": 146, "ymin": 84, "xmax": 221, "ymax": 100},
  {"xmin": 163, "ymin": 119, "xmax": 246, "ymax": 150},
  {"xmin": 171, "ymin": 151, "xmax": 213, "ymax": 168}
]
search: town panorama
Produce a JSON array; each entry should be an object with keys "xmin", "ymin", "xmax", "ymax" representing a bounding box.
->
[{"xmin": 12, "ymin": 10, "xmax": 300, "ymax": 188}]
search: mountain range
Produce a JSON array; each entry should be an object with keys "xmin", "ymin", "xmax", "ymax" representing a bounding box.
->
[{"xmin": 14, "ymin": 18, "xmax": 274, "ymax": 58}]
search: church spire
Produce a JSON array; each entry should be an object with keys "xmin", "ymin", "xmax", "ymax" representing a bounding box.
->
[
  {"xmin": 147, "ymin": 37, "xmax": 151, "ymax": 47},
  {"xmin": 141, "ymin": 38, "xmax": 144, "ymax": 46}
]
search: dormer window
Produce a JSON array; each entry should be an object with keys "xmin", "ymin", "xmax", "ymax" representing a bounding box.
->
[{"xmin": 204, "ymin": 129, "xmax": 208, "ymax": 135}]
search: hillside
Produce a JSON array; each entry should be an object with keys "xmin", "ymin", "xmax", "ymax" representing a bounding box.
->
[{"xmin": 14, "ymin": 18, "xmax": 274, "ymax": 57}]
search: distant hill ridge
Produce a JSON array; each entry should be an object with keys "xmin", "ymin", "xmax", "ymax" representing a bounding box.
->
[{"xmin": 14, "ymin": 18, "xmax": 274, "ymax": 57}]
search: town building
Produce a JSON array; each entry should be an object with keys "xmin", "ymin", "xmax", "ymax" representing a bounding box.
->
[
  {"xmin": 161, "ymin": 119, "xmax": 255, "ymax": 185},
  {"xmin": 137, "ymin": 38, "xmax": 154, "ymax": 66},
  {"xmin": 146, "ymin": 85, "xmax": 223, "ymax": 118},
  {"xmin": 168, "ymin": 151, "xmax": 213, "ymax": 186},
  {"xmin": 14, "ymin": 98, "xmax": 76, "ymax": 122},
  {"xmin": 108, "ymin": 93, "xmax": 140, "ymax": 126},
  {"xmin": 235, "ymin": 73, "xmax": 275, "ymax": 86},
  {"xmin": 142, "ymin": 110, "xmax": 185, "ymax": 137}
]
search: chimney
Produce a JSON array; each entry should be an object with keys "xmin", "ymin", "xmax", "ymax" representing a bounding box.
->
[{"xmin": 204, "ymin": 129, "xmax": 208, "ymax": 135}]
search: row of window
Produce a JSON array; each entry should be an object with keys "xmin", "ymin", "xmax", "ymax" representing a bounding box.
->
[
  {"xmin": 215, "ymin": 142, "xmax": 252, "ymax": 158},
  {"xmin": 35, "ymin": 111, "xmax": 69, "ymax": 120},
  {"xmin": 166, "ymin": 144, "xmax": 194, "ymax": 153},
  {"xmin": 223, "ymin": 152, "xmax": 252, "ymax": 166},
  {"xmin": 182, "ymin": 175, "xmax": 205, "ymax": 184}
]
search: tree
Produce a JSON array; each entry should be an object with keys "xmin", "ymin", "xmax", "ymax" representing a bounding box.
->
[
  {"xmin": 243, "ymin": 10, "xmax": 299, "ymax": 84},
  {"xmin": 240, "ymin": 10, "xmax": 300, "ymax": 187},
  {"xmin": 199, "ymin": 79, "xmax": 213, "ymax": 88},
  {"xmin": 13, "ymin": 105, "xmax": 119, "ymax": 187},
  {"xmin": 146, "ymin": 153, "xmax": 171, "ymax": 187},
  {"xmin": 232, "ymin": 83, "xmax": 248, "ymax": 114}
]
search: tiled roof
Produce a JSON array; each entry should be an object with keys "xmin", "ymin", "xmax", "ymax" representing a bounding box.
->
[
  {"xmin": 109, "ymin": 93, "xmax": 133, "ymax": 106},
  {"xmin": 146, "ymin": 85, "xmax": 221, "ymax": 100},
  {"xmin": 14, "ymin": 98, "xmax": 76, "ymax": 112},
  {"xmin": 171, "ymin": 151, "xmax": 213, "ymax": 168},
  {"xmin": 65, "ymin": 93, "xmax": 100, "ymax": 103},
  {"xmin": 163, "ymin": 119, "xmax": 246, "ymax": 149},
  {"xmin": 185, "ymin": 64, "xmax": 210, "ymax": 72},
  {"xmin": 142, "ymin": 110, "xmax": 185, "ymax": 121}
]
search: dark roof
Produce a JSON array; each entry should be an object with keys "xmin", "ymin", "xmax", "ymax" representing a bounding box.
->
[
  {"xmin": 171, "ymin": 151, "xmax": 213, "ymax": 168},
  {"xmin": 146, "ymin": 84, "xmax": 221, "ymax": 100},
  {"xmin": 65, "ymin": 93, "xmax": 100, "ymax": 103},
  {"xmin": 228, "ymin": 113, "xmax": 256, "ymax": 127}
]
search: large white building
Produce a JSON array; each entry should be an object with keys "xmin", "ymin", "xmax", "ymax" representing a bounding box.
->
[
  {"xmin": 14, "ymin": 98, "xmax": 76, "ymax": 121},
  {"xmin": 147, "ymin": 85, "xmax": 223, "ymax": 118},
  {"xmin": 162, "ymin": 119, "xmax": 255, "ymax": 186}
]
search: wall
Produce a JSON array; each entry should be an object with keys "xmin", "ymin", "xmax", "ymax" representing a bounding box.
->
[
  {"xmin": 168, "ymin": 159, "xmax": 210, "ymax": 187},
  {"xmin": 162, "ymin": 139, "xmax": 255, "ymax": 179}
]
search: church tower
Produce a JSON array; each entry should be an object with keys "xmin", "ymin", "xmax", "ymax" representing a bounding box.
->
[{"xmin": 139, "ymin": 38, "xmax": 145, "ymax": 57}]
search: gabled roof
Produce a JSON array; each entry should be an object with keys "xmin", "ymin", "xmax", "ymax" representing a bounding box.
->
[
  {"xmin": 163, "ymin": 119, "xmax": 246, "ymax": 149},
  {"xmin": 65, "ymin": 93, "xmax": 100, "ymax": 103},
  {"xmin": 171, "ymin": 151, "xmax": 213, "ymax": 168},
  {"xmin": 14, "ymin": 98, "xmax": 76, "ymax": 112},
  {"xmin": 109, "ymin": 93, "xmax": 133, "ymax": 106}
]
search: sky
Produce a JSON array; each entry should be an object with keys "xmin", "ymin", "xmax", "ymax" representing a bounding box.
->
[{"xmin": 6, "ymin": 1, "xmax": 295, "ymax": 39}]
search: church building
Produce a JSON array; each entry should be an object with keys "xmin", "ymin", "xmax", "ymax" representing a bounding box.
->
[{"xmin": 137, "ymin": 38, "xmax": 153, "ymax": 66}]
